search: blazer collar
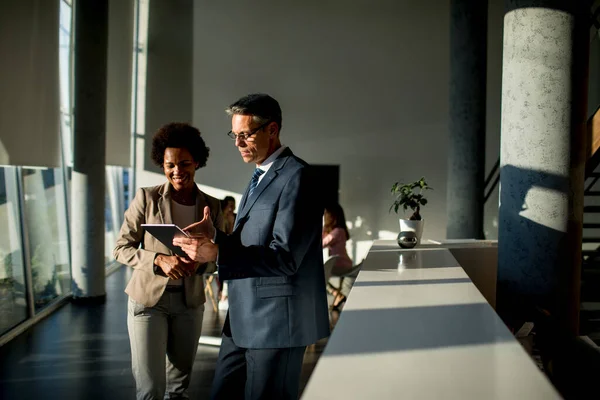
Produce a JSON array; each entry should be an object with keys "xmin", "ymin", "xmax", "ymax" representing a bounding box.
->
[
  {"xmin": 235, "ymin": 148, "xmax": 293, "ymax": 228},
  {"xmin": 158, "ymin": 182, "xmax": 202, "ymax": 224}
]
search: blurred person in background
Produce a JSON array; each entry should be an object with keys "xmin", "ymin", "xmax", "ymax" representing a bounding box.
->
[{"xmin": 323, "ymin": 203, "xmax": 353, "ymax": 310}]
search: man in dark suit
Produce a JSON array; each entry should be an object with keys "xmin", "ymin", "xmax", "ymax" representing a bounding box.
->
[{"xmin": 173, "ymin": 93, "xmax": 330, "ymax": 399}]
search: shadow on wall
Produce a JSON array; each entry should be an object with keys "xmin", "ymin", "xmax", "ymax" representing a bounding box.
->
[
  {"xmin": 495, "ymin": 164, "xmax": 597, "ymax": 400},
  {"xmin": 496, "ymin": 163, "xmax": 578, "ymax": 330},
  {"xmin": 345, "ymin": 213, "xmax": 375, "ymax": 265},
  {"xmin": 493, "ymin": 0, "xmax": 593, "ymax": 374}
]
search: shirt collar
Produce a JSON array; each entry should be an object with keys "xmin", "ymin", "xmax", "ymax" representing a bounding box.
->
[{"xmin": 257, "ymin": 145, "xmax": 287, "ymax": 173}]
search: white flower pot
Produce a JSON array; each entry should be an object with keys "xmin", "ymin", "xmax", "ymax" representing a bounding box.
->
[{"xmin": 399, "ymin": 219, "xmax": 424, "ymax": 245}]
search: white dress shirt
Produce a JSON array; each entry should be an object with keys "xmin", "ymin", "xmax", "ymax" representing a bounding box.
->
[{"xmin": 256, "ymin": 145, "xmax": 287, "ymax": 185}]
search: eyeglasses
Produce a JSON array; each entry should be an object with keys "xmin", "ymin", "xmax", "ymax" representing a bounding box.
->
[{"xmin": 227, "ymin": 121, "xmax": 271, "ymax": 141}]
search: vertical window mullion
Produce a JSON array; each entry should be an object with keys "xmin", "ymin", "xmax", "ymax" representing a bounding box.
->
[{"xmin": 14, "ymin": 167, "xmax": 35, "ymax": 318}]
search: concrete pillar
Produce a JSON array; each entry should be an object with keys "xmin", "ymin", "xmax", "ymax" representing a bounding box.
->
[
  {"xmin": 498, "ymin": 0, "xmax": 589, "ymax": 336},
  {"xmin": 446, "ymin": 0, "xmax": 487, "ymax": 240},
  {"xmin": 71, "ymin": 1, "xmax": 109, "ymax": 301}
]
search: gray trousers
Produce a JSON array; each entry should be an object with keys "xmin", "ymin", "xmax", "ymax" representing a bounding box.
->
[{"xmin": 127, "ymin": 290, "xmax": 204, "ymax": 400}]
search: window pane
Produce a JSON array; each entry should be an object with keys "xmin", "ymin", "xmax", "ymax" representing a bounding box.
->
[
  {"xmin": 59, "ymin": 0, "xmax": 73, "ymax": 166},
  {"xmin": 22, "ymin": 168, "xmax": 70, "ymax": 311},
  {"xmin": 105, "ymin": 171, "xmax": 114, "ymax": 267},
  {"xmin": 105, "ymin": 166, "xmax": 124, "ymax": 268},
  {"xmin": 0, "ymin": 167, "xmax": 28, "ymax": 334},
  {"xmin": 123, "ymin": 168, "xmax": 130, "ymax": 210}
]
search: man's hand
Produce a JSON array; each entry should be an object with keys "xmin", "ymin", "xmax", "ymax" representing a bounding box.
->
[
  {"xmin": 155, "ymin": 254, "xmax": 195, "ymax": 279},
  {"xmin": 173, "ymin": 236, "xmax": 218, "ymax": 264},
  {"xmin": 183, "ymin": 206, "xmax": 216, "ymax": 240}
]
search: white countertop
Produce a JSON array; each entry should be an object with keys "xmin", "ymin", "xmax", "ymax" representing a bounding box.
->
[
  {"xmin": 370, "ymin": 239, "xmax": 498, "ymax": 252},
  {"xmin": 301, "ymin": 246, "xmax": 560, "ymax": 399}
]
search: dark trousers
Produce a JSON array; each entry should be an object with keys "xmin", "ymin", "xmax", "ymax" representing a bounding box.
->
[{"xmin": 209, "ymin": 330, "xmax": 306, "ymax": 400}]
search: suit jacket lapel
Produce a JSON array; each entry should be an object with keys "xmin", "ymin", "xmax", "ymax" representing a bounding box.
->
[
  {"xmin": 239, "ymin": 170, "xmax": 278, "ymax": 215},
  {"xmin": 235, "ymin": 149, "xmax": 292, "ymax": 227},
  {"xmin": 234, "ymin": 182, "xmax": 252, "ymax": 231},
  {"xmin": 238, "ymin": 179, "xmax": 253, "ymax": 215},
  {"xmin": 194, "ymin": 185, "xmax": 206, "ymax": 222},
  {"xmin": 157, "ymin": 182, "xmax": 173, "ymax": 224}
]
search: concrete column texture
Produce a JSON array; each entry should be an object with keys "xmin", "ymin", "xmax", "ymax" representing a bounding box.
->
[
  {"xmin": 446, "ymin": 0, "xmax": 487, "ymax": 240},
  {"xmin": 71, "ymin": 1, "xmax": 109, "ymax": 301},
  {"xmin": 498, "ymin": 0, "xmax": 589, "ymax": 335}
]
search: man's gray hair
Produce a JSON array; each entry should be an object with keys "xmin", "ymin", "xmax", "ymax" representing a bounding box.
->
[{"xmin": 225, "ymin": 93, "xmax": 282, "ymax": 130}]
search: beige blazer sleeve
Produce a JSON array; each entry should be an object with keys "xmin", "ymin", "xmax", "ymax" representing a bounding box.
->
[{"xmin": 113, "ymin": 188, "xmax": 158, "ymax": 274}]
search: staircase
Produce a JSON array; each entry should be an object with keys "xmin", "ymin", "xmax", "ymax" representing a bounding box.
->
[
  {"xmin": 580, "ymin": 105, "xmax": 600, "ymax": 340},
  {"xmin": 580, "ymin": 0, "xmax": 600, "ymax": 330}
]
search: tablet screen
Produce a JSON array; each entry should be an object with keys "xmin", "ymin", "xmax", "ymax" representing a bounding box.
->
[{"xmin": 141, "ymin": 224, "xmax": 189, "ymax": 257}]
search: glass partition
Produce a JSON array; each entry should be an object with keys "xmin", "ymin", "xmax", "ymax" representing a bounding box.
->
[
  {"xmin": 0, "ymin": 167, "xmax": 28, "ymax": 335},
  {"xmin": 105, "ymin": 166, "xmax": 126, "ymax": 268},
  {"xmin": 21, "ymin": 168, "xmax": 70, "ymax": 311}
]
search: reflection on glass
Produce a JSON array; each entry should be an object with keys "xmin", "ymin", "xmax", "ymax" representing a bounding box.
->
[
  {"xmin": 0, "ymin": 167, "xmax": 28, "ymax": 334},
  {"xmin": 22, "ymin": 168, "xmax": 70, "ymax": 310},
  {"xmin": 104, "ymin": 172, "xmax": 114, "ymax": 266},
  {"xmin": 123, "ymin": 169, "xmax": 130, "ymax": 210},
  {"xmin": 105, "ymin": 166, "xmax": 125, "ymax": 267}
]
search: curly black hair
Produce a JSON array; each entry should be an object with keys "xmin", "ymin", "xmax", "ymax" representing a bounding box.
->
[{"xmin": 150, "ymin": 123, "xmax": 210, "ymax": 169}]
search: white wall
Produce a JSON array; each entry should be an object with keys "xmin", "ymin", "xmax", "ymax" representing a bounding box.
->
[{"xmin": 191, "ymin": 0, "xmax": 508, "ymax": 250}]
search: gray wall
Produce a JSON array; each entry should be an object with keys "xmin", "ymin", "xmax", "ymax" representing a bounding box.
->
[
  {"xmin": 144, "ymin": 0, "xmax": 193, "ymax": 174},
  {"xmin": 0, "ymin": 0, "xmax": 60, "ymax": 167},
  {"xmin": 135, "ymin": 0, "xmax": 598, "ymax": 254},
  {"xmin": 190, "ymin": 0, "xmax": 506, "ymax": 246}
]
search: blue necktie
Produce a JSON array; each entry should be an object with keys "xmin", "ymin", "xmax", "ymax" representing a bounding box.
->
[{"xmin": 248, "ymin": 168, "xmax": 265, "ymax": 197}]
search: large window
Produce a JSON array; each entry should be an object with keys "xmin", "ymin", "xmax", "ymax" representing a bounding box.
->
[
  {"xmin": 59, "ymin": 0, "xmax": 73, "ymax": 167},
  {"xmin": 0, "ymin": 167, "xmax": 27, "ymax": 335},
  {"xmin": 0, "ymin": 0, "xmax": 142, "ymax": 343},
  {"xmin": 105, "ymin": 166, "xmax": 126, "ymax": 268},
  {"xmin": 22, "ymin": 168, "xmax": 70, "ymax": 311}
]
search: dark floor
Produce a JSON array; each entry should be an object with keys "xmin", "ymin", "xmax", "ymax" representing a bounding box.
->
[{"xmin": 0, "ymin": 267, "xmax": 331, "ymax": 400}]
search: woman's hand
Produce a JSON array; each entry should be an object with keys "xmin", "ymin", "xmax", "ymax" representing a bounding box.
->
[{"xmin": 155, "ymin": 254, "xmax": 197, "ymax": 279}]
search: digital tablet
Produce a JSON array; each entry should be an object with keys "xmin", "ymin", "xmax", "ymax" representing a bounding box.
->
[{"xmin": 141, "ymin": 224, "xmax": 190, "ymax": 257}]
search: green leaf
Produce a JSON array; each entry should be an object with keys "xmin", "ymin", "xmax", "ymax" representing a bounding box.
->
[{"xmin": 389, "ymin": 177, "xmax": 432, "ymax": 215}]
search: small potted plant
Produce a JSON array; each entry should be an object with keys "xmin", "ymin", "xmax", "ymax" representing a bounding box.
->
[{"xmin": 390, "ymin": 177, "xmax": 432, "ymax": 246}]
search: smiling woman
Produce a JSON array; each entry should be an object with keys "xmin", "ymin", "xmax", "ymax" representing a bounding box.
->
[
  {"xmin": 113, "ymin": 122, "xmax": 223, "ymax": 399},
  {"xmin": 150, "ymin": 123, "xmax": 210, "ymax": 205}
]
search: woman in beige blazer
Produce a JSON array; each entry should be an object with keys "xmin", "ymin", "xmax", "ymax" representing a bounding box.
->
[{"xmin": 114, "ymin": 122, "xmax": 223, "ymax": 400}]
